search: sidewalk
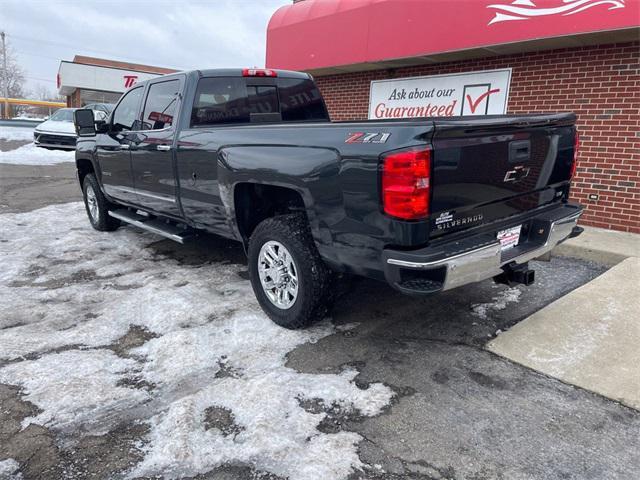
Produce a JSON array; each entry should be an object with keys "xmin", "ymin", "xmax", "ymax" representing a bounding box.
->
[
  {"xmin": 554, "ymin": 225, "xmax": 640, "ymax": 266},
  {"xmin": 488, "ymin": 226, "xmax": 640, "ymax": 410}
]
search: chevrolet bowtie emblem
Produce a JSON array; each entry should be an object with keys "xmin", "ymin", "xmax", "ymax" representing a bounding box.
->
[{"xmin": 504, "ymin": 166, "xmax": 531, "ymax": 183}]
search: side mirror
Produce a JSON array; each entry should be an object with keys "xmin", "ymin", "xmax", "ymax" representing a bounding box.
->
[{"xmin": 74, "ymin": 109, "xmax": 96, "ymax": 137}]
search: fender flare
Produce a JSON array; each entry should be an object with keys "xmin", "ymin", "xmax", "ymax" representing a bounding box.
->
[{"xmin": 217, "ymin": 145, "xmax": 343, "ymax": 254}]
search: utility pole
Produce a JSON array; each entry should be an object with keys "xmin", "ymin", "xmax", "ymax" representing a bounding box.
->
[{"xmin": 1, "ymin": 31, "xmax": 9, "ymax": 119}]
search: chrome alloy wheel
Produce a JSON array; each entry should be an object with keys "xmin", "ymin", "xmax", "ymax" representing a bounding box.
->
[
  {"xmin": 85, "ymin": 184, "xmax": 99, "ymax": 223},
  {"xmin": 258, "ymin": 240, "xmax": 299, "ymax": 310}
]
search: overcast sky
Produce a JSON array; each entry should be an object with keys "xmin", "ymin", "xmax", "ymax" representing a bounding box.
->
[{"xmin": 2, "ymin": 0, "xmax": 290, "ymax": 95}]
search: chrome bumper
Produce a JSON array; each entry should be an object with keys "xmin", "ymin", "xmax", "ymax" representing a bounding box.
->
[{"xmin": 383, "ymin": 204, "xmax": 583, "ymax": 294}]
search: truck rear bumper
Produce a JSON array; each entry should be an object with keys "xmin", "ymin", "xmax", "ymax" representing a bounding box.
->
[{"xmin": 382, "ymin": 203, "xmax": 583, "ymax": 295}]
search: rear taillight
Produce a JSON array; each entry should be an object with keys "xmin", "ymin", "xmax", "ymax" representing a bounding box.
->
[
  {"xmin": 382, "ymin": 147, "xmax": 431, "ymax": 220},
  {"xmin": 242, "ymin": 68, "xmax": 277, "ymax": 77},
  {"xmin": 570, "ymin": 130, "xmax": 579, "ymax": 180}
]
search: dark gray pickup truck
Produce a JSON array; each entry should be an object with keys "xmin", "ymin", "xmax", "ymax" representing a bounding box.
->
[{"xmin": 73, "ymin": 68, "xmax": 582, "ymax": 328}]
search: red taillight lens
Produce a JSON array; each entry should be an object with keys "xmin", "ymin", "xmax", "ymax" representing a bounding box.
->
[
  {"xmin": 382, "ymin": 148, "xmax": 431, "ymax": 220},
  {"xmin": 570, "ymin": 130, "xmax": 579, "ymax": 180},
  {"xmin": 242, "ymin": 68, "xmax": 277, "ymax": 77}
]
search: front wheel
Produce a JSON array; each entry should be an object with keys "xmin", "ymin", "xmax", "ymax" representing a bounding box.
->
[
  {"xmin": 82, "ymin": 173, "xmax": 120, "ymax": 232},
  {"xmin": 248, "ymin": 214, "xmax": 334, "ymax": 329}
]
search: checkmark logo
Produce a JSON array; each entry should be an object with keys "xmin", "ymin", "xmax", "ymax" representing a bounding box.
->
[{"xmin": 466, "ymin": 88, "xmax": 501, "ymax": 114}]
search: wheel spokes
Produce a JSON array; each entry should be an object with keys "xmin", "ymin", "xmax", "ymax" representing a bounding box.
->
[{"xmin": 257, "ymin": 241, "xmax": 299, "ymax": 310}]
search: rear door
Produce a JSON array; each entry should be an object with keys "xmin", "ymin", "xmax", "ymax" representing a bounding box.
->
[
  {"xmin": 429, "ymin": 114, "xmax": 576, "ymax": 237},
  {"xmin": 96, "ymin": 86, "xmax": 144, "ymax": 204},
  {"xmin": 130, "ymin": 77, "xmax": 183, "ymax": 216},
  {"xmin": 176, "ymin": 76, "xmax": 248, "ymax": 233},
  {"xmin": 176, "ymin": 76, "xmax": 284, "ymax": 230}
]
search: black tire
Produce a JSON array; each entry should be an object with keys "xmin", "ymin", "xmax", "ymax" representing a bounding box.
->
[
  {"xmin": 248, "ymin": 213, "xmax": 334, "ymax": 329},
  {"xmin": 82, "ymin": 173, "xmax": 121, "ymax": 232}
]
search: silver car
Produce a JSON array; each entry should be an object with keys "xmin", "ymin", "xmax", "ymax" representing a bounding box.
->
[{"xmin": 34, "ymin": 107, "xmax": 110, "ymax": 150}]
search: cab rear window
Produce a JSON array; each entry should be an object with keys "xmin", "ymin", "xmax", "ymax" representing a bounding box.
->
[
  {"xmin": 190, "ymin": 77, "xmax": 328, "ymax": 127},
  {"xmin": 277, "ymin": 78, "xmax": 327, "ymax": 122}
]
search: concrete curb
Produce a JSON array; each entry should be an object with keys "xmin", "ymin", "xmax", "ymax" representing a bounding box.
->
[{"xmin": 488, "ymin": 226, "xmax": 640, "ymax": 410}]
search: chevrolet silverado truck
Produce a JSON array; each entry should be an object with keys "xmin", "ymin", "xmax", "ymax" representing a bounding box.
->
[{"xmin": 73, "ymin": 68, "xmax": 583, "ymax": 329}]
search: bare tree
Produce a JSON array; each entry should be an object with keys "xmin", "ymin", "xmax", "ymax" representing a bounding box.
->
[
  {"xmin": 1, "ymin": 34, "xmax": 26, "ymax": 98},
  {"xmin": 29, "ymin": 83, "xmax": 63, "ymax": 102}
]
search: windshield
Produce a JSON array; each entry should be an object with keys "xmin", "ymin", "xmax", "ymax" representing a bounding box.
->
[{"xmin": 49, "ymin": 109, "xmax": 75, "ymax": 122}]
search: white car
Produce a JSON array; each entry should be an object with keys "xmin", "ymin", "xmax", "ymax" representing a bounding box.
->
[{"xmin": 34, "ymin": 107, "xmax": 109, "ymax": 150}]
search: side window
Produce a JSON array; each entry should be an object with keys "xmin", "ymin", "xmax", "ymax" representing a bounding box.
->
[
  {"xmin": 112, "ymin": 87, "xmax": 143, "ymax": 132},
  {"xmin": 142, "ymin": 80, "xmax": 180, "ymax": 130},
  {"xmin": 191, "ymin": 78, "xmax": 249, "ymax": 127},
  {"xmin": 278, "ymin": 78, "xmax": 328, "ymax": 122}
]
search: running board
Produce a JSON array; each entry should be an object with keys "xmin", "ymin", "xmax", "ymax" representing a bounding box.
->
[{"xmin": 108, "ymin": 209, "xmax": 194, "ymax": 244}]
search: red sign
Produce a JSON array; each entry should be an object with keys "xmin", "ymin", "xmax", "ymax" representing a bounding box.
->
[
  {"xmin": 124, "ymin": 75, "xmax": 138, "ymax": 88},
  {"xmin": 148, "ymin": 111, "xmax": 173, "ymax": 124},
  {"xmin": 266, "ymin": 0, "xmax": 639, "ymax": 71}
]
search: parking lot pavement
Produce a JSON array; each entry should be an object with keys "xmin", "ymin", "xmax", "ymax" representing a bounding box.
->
[
  {"xmin": 286, "ymin": 259, "xmax": 640, "ymax": 480},
  {"xmin": 1, "ymin": 162, "xmax": 639, "ymax": 479},
  {"xmin": 0, "ymin": 163, "xmax": 80, "ymax": 214}
]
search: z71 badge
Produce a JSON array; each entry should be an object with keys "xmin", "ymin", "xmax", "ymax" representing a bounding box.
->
[{"xmin": 345, "ymin": 132, "xmax": 391, "ymax": 144}]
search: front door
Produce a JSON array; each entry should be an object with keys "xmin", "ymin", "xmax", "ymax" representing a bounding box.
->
[
  {"xmin": 130, "ymin": 78, "xmax": 182, "ymax": 216},
  {"xmin": 96, "ymin": 86, "xmax": 144, "ymax": 204}
]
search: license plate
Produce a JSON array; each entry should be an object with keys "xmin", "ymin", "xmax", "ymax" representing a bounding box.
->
[{"xmin": 497, "ymin": 225, "xmax": 522, "ymax": 251}]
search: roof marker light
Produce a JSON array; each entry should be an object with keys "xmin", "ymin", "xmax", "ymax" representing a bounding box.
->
[{"xmin": 242, "ymin": 68, "xmax": 277, "ymax": 77}]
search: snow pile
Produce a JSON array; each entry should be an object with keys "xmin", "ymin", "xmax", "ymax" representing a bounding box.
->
[
  {"xmin": 0, "ymin": 142, "xmax": 75, "ymax": 165},
  {"xmin": 0, "ymin": 126, "xmax": 35, "ymax": 142},
  {"xmin": 471, "ymin": 287, "xmax": 522, "ymax": 319},
  {"xmin": 0, "ymin": 203, "xmax": 394, "ymax": 479},
  {"xmin": 0, "ymin": 459, "xmax": 22, "ymax": 480}
]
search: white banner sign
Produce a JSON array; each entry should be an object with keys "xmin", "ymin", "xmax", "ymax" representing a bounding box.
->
[
  {"xmin": 368, "ymin": 68, "xmax": 512, "ymax": 119},
  {"xmin": 58, "ymin": 61, "xmax": 163, "ymax": 96}
]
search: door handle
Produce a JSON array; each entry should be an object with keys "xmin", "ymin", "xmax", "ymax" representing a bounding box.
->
[
  {"xmin": 157, "ymin": 145, "xmax": 172, "ymax": 151},
  {"xmin": 119, "ymin": 144, "xmax": 130, "ymax": 150}
]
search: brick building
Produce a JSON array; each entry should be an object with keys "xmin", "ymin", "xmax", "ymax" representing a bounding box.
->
[
  {"xmin": 58, "ymin": 56, "xmax": 177, "ymax": 108},
  {"xmin": 266, "ymin": 0, "xmax": 640, "ymax": 233}
]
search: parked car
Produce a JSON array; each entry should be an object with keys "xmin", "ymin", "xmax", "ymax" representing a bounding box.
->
[
  {"xmin": 73, "ymin": 68, "xmax": 582, "ymax": 329},
  {"xmin": 84, "ymin": 103, "xmax": 115, "ymax": 116},
  {"xmin": 35, "ymin": 106, "xmax": 109, "ymax": 150}
]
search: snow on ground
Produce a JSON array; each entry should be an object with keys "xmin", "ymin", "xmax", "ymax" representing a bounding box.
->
[
  {"xmin": 0, "ymin": 142, "xmax": 75, "ymax": 165},
  {"xmin": 0, "ymin": 203, "xmax": 394, "ymax": 479},
  {"xmin": 0, "ymin": 459, "xmax": 22, "ymax": 480},
  {"xmin": 0, "ymin": 126, "xmax": 35, "ymax": 142},
  {"xmin": 470, "ymin": 286, "xmax": 522, "ymax": 320}
]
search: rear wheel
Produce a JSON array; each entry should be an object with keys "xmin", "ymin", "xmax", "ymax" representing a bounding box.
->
[
  {"xmin": 82, "ymin": 173, "xmax": 120, "ymax": 231},
  {"xmin": 248, "ymin": 214, "xmax": 334, "ymax": 329}
]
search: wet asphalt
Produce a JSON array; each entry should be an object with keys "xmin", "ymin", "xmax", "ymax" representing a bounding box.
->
[{"xmin": 1, "ymin": 160, "xmax": 639, "ymax": 480}]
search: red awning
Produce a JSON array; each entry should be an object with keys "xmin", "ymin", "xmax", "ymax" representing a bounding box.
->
[{"xmin": 266, "ymin": 0, "xmax": 639, "ymax": 74}]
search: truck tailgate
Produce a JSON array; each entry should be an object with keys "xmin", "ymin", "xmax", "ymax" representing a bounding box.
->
[{"xmin": 429, "ymin": 113, "xmax": 576, "ymax": 238}]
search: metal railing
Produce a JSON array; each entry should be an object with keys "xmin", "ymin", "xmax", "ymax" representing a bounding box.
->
[{"xmin": 0, "ymin": 97, "xmax": 66, "ymax": 119}]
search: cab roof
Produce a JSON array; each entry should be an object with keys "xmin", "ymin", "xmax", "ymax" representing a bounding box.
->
[
  {"xmin": 196, "ymin": 68, "xmax": 311, "ymax": 79},
  {"xmin": 129, "ymin": 68, "xmax": 312, "ymax": 89}
]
